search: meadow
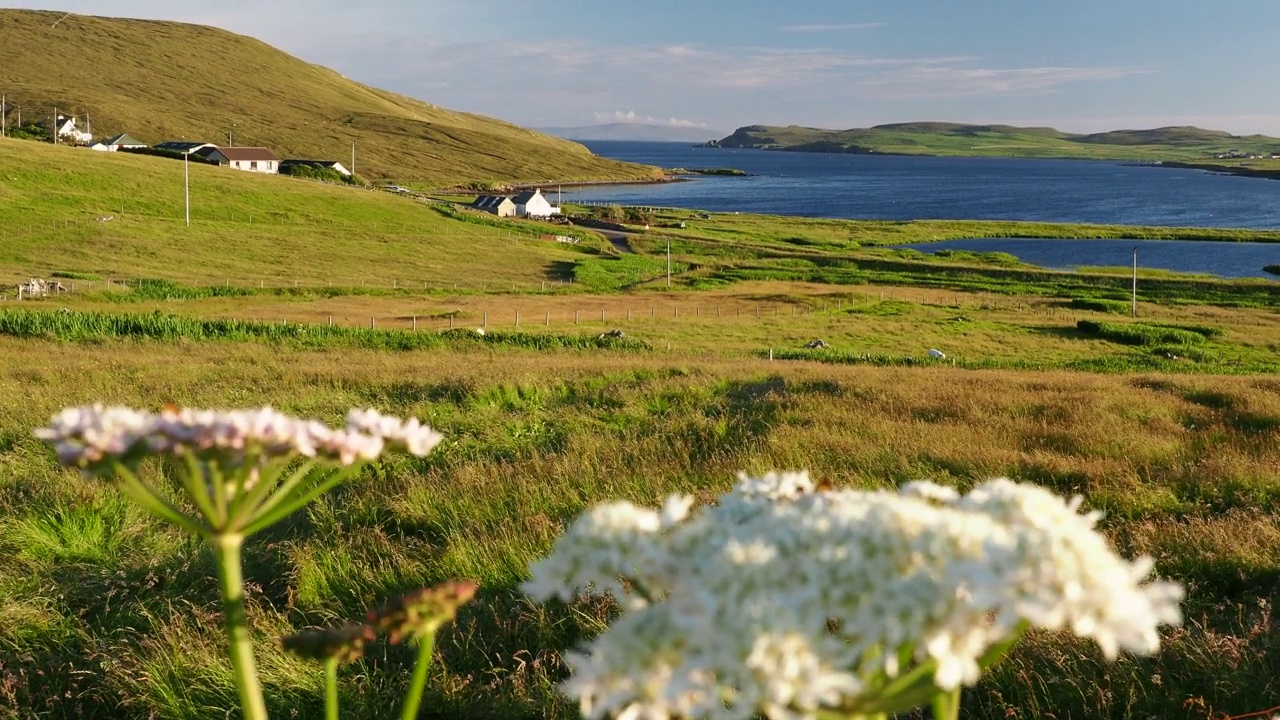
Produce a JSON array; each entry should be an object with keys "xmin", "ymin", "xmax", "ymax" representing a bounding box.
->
[{"xmin": 2, "ymin": 137, "xmax": 1280, "ymax": 719}]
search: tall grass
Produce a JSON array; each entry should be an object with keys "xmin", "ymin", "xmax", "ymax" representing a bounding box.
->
[
  {"xmin": 0, "ymin": 309, "xmax": 652, "ymax": 352},
  {"xmin": 2, "ymin": 342, "xmax": 1278, "ymax": 717},
  {"xmin": 1077, "ymin": 320, "xmax": 1224, "ymax": 346}
]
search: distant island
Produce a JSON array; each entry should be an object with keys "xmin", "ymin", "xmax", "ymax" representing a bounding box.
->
[
  {"xmin": 538, "ymin": 122, "xmax": 726, "ymax": 143},
  {"xmin": 709, "ymin": 122, "xmax": 1280, "ymax": 164}
]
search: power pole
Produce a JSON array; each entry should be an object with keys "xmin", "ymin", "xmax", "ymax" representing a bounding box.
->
[
  {"xmin": 1, "ymin": 95, "xmax": 5, "ymax": 138},
  {"xmin": 1131, "ymin": 247, "xmax": 1138, "ymax": 317},
  {"xmin": 666, "ymin": 237, "xmax": 672, "ymax": 288},
  {"xmin": 185, "ymin": 150, "xmax": 191, "ymax": 227},
  {"xmin": 52, "ymin": 106, "xmax": 57, "ymax": 144},
  {"xmin": 351, "ymin": 142, "xmax": 356, "ymax": 177}
]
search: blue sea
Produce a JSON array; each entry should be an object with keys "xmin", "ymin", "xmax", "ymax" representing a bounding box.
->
[{"xmin": 570, "ymin": 141, "xmax": 1280, "ymax": 279}]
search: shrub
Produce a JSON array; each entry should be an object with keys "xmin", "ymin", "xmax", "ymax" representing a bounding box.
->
[
  {"xmin": 1068, "ymin": 297, "xmax": 1131, "ymax": 314},
  {"xmin": 573, "ymin": 254, "xmax": 687, "ymax": 292},
  {"xmin": 1076, "ymin": 320, "xmax": 1219, "ymax": 346},
  {"xmin": 51, "ymin": 270, "xmax": 103, "ymax": 281}
]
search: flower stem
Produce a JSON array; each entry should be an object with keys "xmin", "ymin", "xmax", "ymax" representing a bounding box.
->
[
  {"xmin": 399, "ymin": 632, "xmax": 436, "ymax": 720},
  {"xmin": 213, "ymin": 533, "xmax": 269, "ymax": 720},
  {"xmin": 324, "ymin": 658, "xmax": 339, "ymax": 720}
]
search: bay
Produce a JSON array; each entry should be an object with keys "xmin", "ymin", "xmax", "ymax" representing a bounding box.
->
[{"xmin": 573, "ymin": 141, "xmax": 1280, "ymax": 229}]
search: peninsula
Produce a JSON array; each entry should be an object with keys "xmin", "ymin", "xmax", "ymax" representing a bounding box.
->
[{"xmin": 711, "ymin": 122, "xmax": 1280, "ymax": 163}]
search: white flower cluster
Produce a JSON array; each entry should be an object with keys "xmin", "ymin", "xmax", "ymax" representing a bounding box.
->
[
  {"xmin": 35, "ymin": 404, "xmax": 442, "ymax": 471},
  {"xmin": 524, "ymin": 472, "xmax": 1184, "ymax": 720}
]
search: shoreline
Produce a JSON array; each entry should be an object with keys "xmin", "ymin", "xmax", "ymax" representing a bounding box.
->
[{"xmin": 1158, "ymin": 161, "xmax": 1280, "ymax": 181}]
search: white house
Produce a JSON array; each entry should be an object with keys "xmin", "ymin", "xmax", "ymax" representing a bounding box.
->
[
  {"xmin": 91, "ymin": 133, "xmax": 147, "ymax": 152},
  {"xmin": 198, "ymin": 146, "xmax": 280, "ymax": 174},
  {"xmin": 513, "ymin": 188, "xmax": 560, "ymax": 218},
  {"xmin": 53, "ymin": 115, "xmax": 92, "ymax": 145}
]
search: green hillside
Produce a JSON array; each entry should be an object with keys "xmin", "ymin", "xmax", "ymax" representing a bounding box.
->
[
  {"xmin": 713, "ymin": 122, "xmax": 1280, "ymax": 160},
  {"xmin": 0, "ymin": 136, "xmax": 600, "ymax": 287},
  {"xmin": 0, "ymin": 9, "xmax": 661, "ymax": 187}
]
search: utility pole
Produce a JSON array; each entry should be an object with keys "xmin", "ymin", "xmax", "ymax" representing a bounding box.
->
[
  {"xmin": 185, "ymin": 150, "xmax": 191, "ymax": 227},
  {"xmin": 1131, "ymin": 247, "xmax": 1138, "ymax": 317},
  {"xmin": 351, "ymin": 142, "xmax": 356, "ymax": 177},
  {"xmin": 1, "ymin": 95, "xmax": 5, "ymax": 138},
  {"xmin": 52, "ymin": 106, "xmax": 57, "ymax": 144},
  {"xmin": 666, "ymin": 237, "xmax": 672, "ymax": 288}
]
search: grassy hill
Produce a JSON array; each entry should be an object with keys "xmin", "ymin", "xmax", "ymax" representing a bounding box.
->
[
  {"xmin": 0, "ymin": 136, "xmax": 605, "ymax": 288},
  {"xmin": 713, "ymin": 122, "xmax": 1280, "ymax": 160},
  {"xmin": 0, "ymin": 9, "xmax": 661, "ymax": 187}
]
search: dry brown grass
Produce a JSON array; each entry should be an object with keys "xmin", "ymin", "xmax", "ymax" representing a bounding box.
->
[{"xmin": 2, "ymin": 334, "xmax": 1277, "ymax": 718}]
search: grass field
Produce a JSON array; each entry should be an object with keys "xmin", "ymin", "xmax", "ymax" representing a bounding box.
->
[
  {"xmin": 2, "ymin": 134, "xmax": 1280, "ymax": 719},
  {"xmin": 0, "ymin": 9, "xmax": 658, "ymax": 187},
  {"xmin": 2, "ymin": 338, "xmax": 1278, "ymax": 719}
]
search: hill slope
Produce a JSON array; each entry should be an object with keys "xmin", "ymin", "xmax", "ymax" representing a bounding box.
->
[
  {"xmin": 713, "ymin": 123, "xmax": 1280, "ymax": 160},
  {"xmin": 0, "ymin": 9, "xmax": 660, "ymax": 186},
  {"xmin": 0, "ymin": 136, "xmax": 600, "ymax": 287}
]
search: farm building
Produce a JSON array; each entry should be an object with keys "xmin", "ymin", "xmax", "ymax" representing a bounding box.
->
[
  {"xmin": 280, "ymin": 159, "xmax": 352, "ymax": 176},
  {"xmin": 153, "ymin": 141, "xmax": 217, "ymax": 155},
  {"xmin": 513, "ymin": 188, "xmax": 561, "ymax": 218},
  {"xmin": 91, "ymin": 133, "xmax": 147, "ymax": 152},
  {"xmin": 198, "ymin": 146, "xmax": 280, "ymax": 174},
  {"xmin": 472, "ymin": 195, "xmax": 518, "ymax": 217}
]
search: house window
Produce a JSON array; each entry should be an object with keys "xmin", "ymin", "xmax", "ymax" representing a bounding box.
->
[{"xmin": 250, "ymin": 161, "xmax": 258, "ymax": 170}]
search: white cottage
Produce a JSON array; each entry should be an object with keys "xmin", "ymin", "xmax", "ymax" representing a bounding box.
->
[
  {"xmin": 199, "ymin": 146, "xmax": 280, "ymax": 174},
  {"xmin": 513, "ymin": 188, "xmax": 560, "ymax": 218},
  {"xmin": 91, "ymin": 133, "xmax": 147, "ymax": 152}
]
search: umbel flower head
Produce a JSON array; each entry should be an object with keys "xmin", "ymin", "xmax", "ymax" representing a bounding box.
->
[
  {"xmin": 35, "ymin": 404, "xmax": 443, "ymax": 474},
  {"xmin": 369, "ymin": 580, "xmax": 479, "ymax": 644},
  {"xmin": 282, "ymin": 623, "xmax": 377, "ymax": 664},
  {"xmin": 523, "ymin": 473, "xmax": 1184, "ymax": 720}
]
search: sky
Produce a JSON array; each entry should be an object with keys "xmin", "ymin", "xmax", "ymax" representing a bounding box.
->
[{"xmin": 8, "ymin": 0, "xmax": 1280, "ymax": 135}]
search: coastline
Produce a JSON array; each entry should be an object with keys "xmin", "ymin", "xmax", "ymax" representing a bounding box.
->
[{"xmin": 1158, "ymin": 161, "xmax": 1280, "ymax": 181}]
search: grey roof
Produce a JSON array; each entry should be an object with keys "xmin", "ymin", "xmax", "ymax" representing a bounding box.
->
[
  {"xmin": 472, "ymin": 195, "xmax": 515, "ymax": 209},
  {"xmin": 101, "ymin": 133, "xmax": 145, "ymax": 146},
  {"xmin": 207, "ymin": 146, "xmax": 280, "ymax": 162},
  {"xmin": 512, "ymin": 189, "xmax": 542, "ymax": 204},
  {"xmin": 154, "ymin": 141, "xmax": 215, "ymax": 153}
]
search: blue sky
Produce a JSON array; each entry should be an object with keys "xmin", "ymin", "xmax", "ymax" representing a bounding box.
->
[{"xmin": 8, "ymin": 0, "xmax": 1280, "ymax": 135}]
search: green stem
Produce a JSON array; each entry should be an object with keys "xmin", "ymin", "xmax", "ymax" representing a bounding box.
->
[
  {"xmin": 213, "ymin": 533, "xmax": 269, "ymax": 720},
  {"xmin": 932, "ymin": 688, "xmax": 962, "ymax": 720},
  {"xmin": 399, "ymin": 632, "xmax": 436, "ymax": 720},
  {"xmin": 324, "ymin": 658, "xmax": 339, "ymax": 720}
]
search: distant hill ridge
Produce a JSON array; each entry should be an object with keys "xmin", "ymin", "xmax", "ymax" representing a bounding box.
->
[
  {"xmin": 713, "ymin": 122, "xmax": 1280, "ymax": 160},
  {"xmin": 0, "ymin": 9, "xmax": 659, "ymax": 186}
]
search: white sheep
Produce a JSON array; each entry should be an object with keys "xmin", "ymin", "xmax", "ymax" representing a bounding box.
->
[
  {"xmin": 476, "ymin": 327, "xmax": 486, "ymax": 336},
  {"xmin": 927, "ymin": 348, "xmax": 946, "ymax": 360}
]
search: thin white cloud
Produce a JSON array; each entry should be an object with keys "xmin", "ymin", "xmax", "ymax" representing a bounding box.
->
[
  {"xmin": 857, "ymin": 65, "xmax": 1151, "ymax": 99},
  {"xmin": 593, "ymin": 111, "xmax": 708, "ymax": 128},
  {"xmin": 782, "ymin": 22, "xmax": 885, "ymax": 32}
]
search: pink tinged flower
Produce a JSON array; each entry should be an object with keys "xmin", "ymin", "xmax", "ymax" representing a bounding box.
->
[{"xmin": 36, "ymin": 404, "xmax": 442, "ymax": 468}]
